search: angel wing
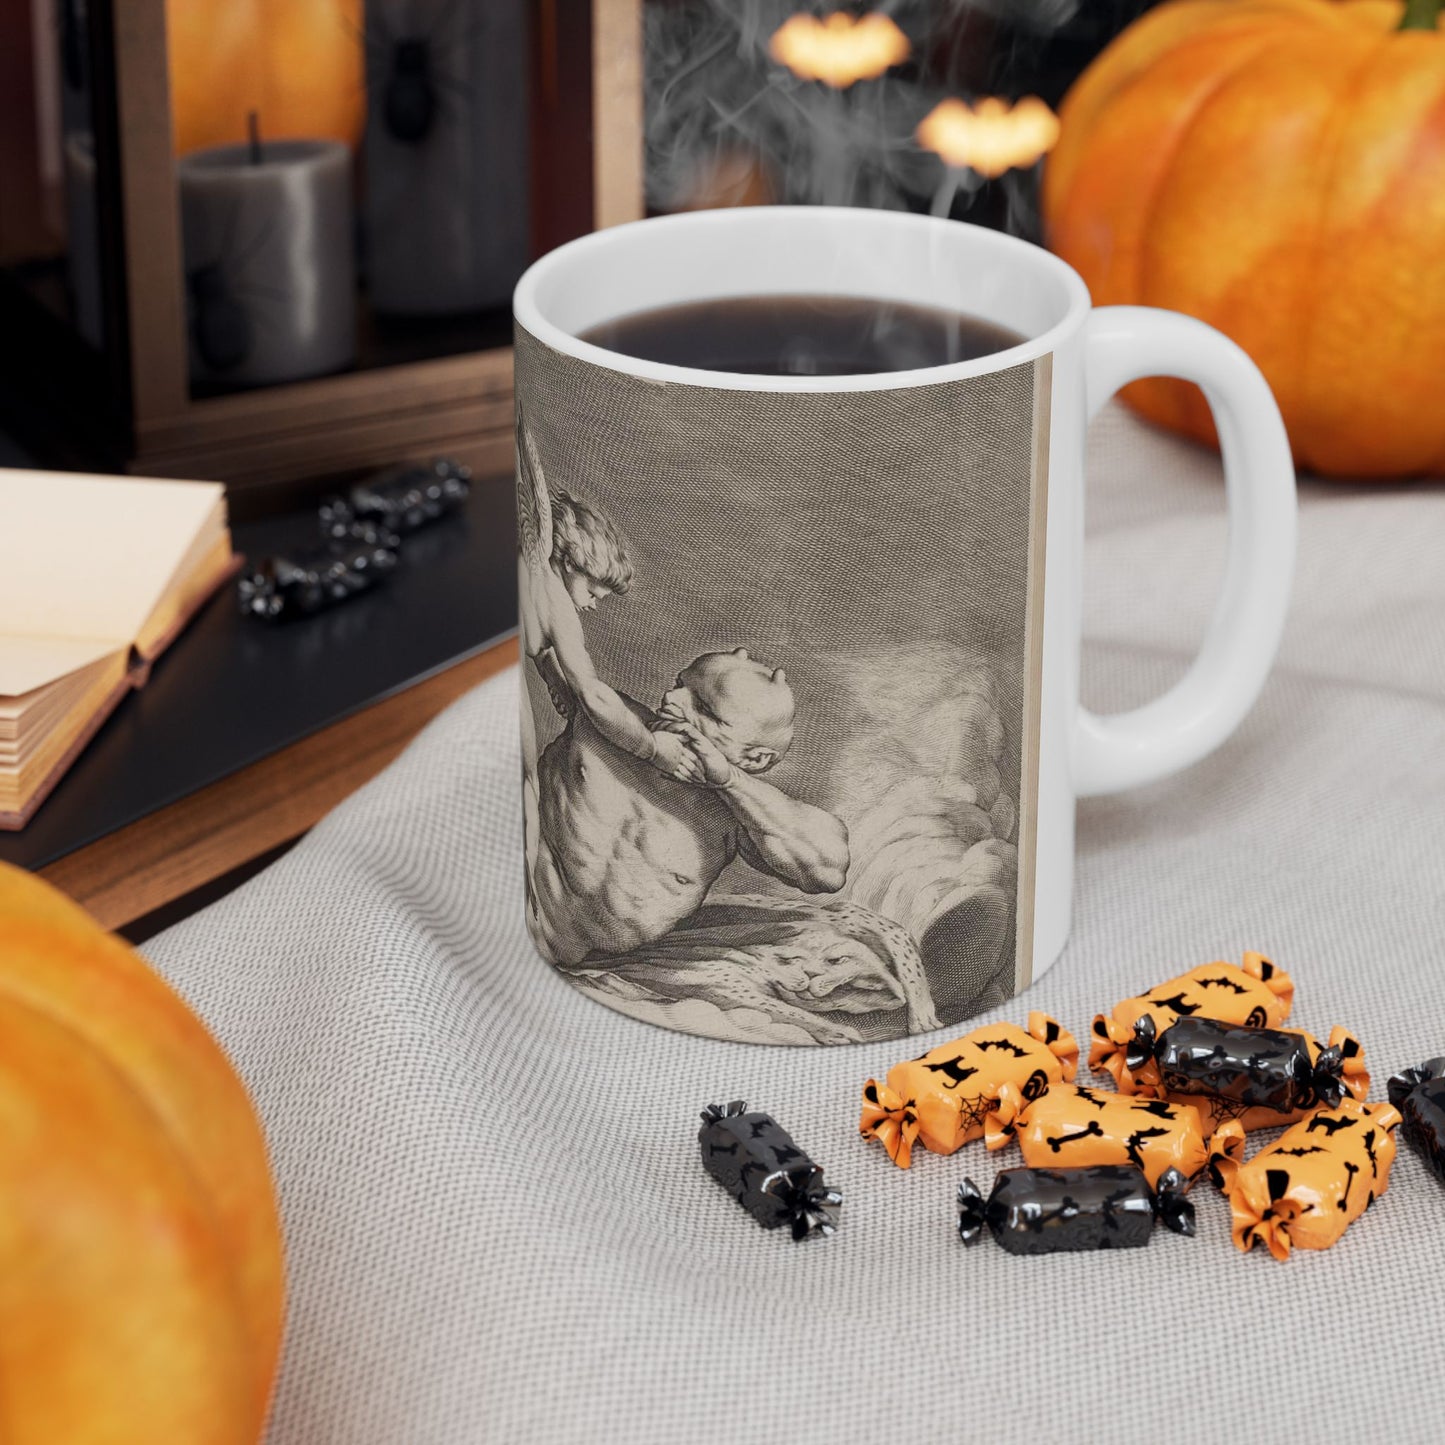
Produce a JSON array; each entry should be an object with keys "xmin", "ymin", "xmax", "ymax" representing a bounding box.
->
[{"xmin": 515, "ymin": 403, "xmax": 554, "ymax": 570}]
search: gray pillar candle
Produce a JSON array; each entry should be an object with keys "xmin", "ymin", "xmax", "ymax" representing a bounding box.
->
[
  {"xmin": 363, "ymin": 0, "xmax": 529, "ymax": 316},
  {"xmin": 179, "ymin": 138, "xmax": 357, "ymax": 388}
]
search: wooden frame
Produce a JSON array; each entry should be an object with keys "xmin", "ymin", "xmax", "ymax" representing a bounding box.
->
[{"xmin": 14, "ymin": 0, "xmax": 644, "ymax": 503}]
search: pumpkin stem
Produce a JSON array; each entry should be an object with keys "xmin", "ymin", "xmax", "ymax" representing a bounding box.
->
[{"xmin": 1399, "ymin": 0, "xmax": 1442, "ymax": 31}]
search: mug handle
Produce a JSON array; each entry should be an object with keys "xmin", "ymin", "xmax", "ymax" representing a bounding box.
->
[{"xmin": 1076, "ymin": 305, "xmax": 1297, "ymax": 798}]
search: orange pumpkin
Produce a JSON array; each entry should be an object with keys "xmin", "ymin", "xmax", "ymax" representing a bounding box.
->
[
  {"xmin": 1043, "ymin": 0, "xmax": 1445, "ymax": 478},
  {"xmin": 0, "ymin": 864, "xmax": 284, "ymax": 1443},
  {"xmin": 167, "ymin": 0, "xmax": 365, "ymax": 156}
]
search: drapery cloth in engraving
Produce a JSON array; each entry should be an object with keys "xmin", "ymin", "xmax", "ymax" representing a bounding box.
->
[{"xmin": 144, "ymin": 405, "xmax": 1445, "ymax": 1444}]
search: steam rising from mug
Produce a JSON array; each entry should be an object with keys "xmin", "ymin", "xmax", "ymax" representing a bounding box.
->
[{"xmin": 644, "ymin": 0, "xmax": 1077, "ymax": 228}]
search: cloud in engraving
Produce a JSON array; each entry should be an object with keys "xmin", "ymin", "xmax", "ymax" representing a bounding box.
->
[{"xmin": 800, "ymin": 643, "xmax": 1020, "ymax": 1024}]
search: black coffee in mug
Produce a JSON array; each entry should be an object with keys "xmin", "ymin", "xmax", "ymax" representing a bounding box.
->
[{"xmin": 580, "ymin": 295, "xmax": 1023, "ymax": 376}]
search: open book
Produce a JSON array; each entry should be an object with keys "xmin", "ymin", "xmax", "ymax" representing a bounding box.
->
[{"xmin": 0, "ymin": 469, "xmax": 237, "ymax": 829}]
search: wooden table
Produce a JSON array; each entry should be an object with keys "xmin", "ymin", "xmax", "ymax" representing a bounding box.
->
[{"xmin": 0, "ymin": 483, "xmax": 518, "ymax": 934}]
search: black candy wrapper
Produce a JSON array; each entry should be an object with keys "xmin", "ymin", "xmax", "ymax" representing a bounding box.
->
[
  {"xmin": 1387, "ymin": 1057, "xmax": 1445, "ymax": 1184},
  {"xmin": 698, "ymin": 1102, "xmax": 842, "ymax": 1241},
  {"xmin": 957, "ymin": 1164, "xmax": 1194, "ymax": 1255},
  {"xmin": 1128, "ymin": 1014, "xmax": 1344, "ymax": 1114},
  {"xmin": 320, "ymin": 458, "xmax": 471, "ymax": 540},
  {"xmin": 237, "ymin": 535, "xmax": 399, "ymax": 621}
]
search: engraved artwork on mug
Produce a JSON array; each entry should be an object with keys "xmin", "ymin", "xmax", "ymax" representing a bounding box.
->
[{"xmin": 515, "ymin": 325, "xmax": 1049, "ymax": 1046}]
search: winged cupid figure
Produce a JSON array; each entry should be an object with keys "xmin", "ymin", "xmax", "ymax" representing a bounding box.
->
[{"xmin": 515, "ymin": 408, "xmax": 701, "ymax": 900}]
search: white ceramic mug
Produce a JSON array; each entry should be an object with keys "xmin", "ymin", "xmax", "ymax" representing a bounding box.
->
[{"xmin": 512, "ymin": 206, "xmax": 1295, "ymax": 1046}]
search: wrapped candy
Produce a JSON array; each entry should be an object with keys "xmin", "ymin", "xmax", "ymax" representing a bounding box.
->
[
  {"xmin": 1090, "ymin": 951, "xmax": 1294, "ymax": 1093},
  {"xmin": 320, "ymin": 457, "xmax": 471, "ymax": 539},
  {"xmin": 698, "ymin": 1101, "xmax": 841, "ymax": 1240},
  {"xmin": 1387, "ymin": 1057, "xmax": 1445, "ymax": 1184},
  {"xmin": 860, "ymin": 1013, "xmax": 1078, "ymax": 1169},
  {"xmin": 237, "ymin": 534, "xmax": 399, "ymax": 621},
  {"xmin": 957, "ymin": 1164, "xmax": 1194, "ymax": 1255},
  {"xmin": 1127, "ymin": 1015, "xmax": 1368, "ymax": 1132},
  {"xmin": 984, "ymin": 1082, "xmax": 1210, "ymax": 1187},
  {"xmin": 1210, "ymin": 1099, "xmax": 1401, "ymax": 1260},
  {"xmin": 322, "ymin": 516, "xmax": 402, "ymax": 551}
]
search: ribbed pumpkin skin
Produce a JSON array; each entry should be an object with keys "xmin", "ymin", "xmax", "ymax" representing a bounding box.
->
[
  {"xmin": 1043, "ymin": 0, "xmax": 1445, "ymax": 478},
  {"xmin": 0, "ymin": 864, "xmax": 283, "ymax": 1444}
]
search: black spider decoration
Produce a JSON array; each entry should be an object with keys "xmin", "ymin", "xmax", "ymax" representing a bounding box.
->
[{"xmin": 365, "ymin": 0, "xmax": 486, "ymax": 148}]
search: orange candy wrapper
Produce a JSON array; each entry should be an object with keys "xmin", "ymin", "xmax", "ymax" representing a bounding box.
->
[
  {"xmin": 1090, "ymin": 952, "xmax": 1294, "ymax": 1094},
  {"xmin": 985, "ymin": 1082, "xmax": 1210, "ymax": 1188},
  {"xmin": 1209, "ymin": 1098, "xmax": 1401, "ymax": 1260},
  {"xmin": 859, "ymin": 1013, "xmax": 1078, "ymax": 1169},
  {"xmin": 1142, "ymin": 1024, "xmax": 1369, "ymax": 1134}
]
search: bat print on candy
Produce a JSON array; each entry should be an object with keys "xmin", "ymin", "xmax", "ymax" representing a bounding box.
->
[
  {"xmin": 1191, "ymin": 973, "xmax": 1249, "ymax": 996},
  {"xmin": 975, "ymin": 1037, "xmax": 1030, "ymax": 1059}
]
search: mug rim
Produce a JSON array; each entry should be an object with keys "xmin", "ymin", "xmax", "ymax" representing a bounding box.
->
[{"xmin": 513, "ymin": 205, "xmax": 1092, "ymax": 393}]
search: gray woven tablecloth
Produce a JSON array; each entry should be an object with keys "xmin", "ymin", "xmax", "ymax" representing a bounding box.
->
[{"xmin": 145, "ymin": 405, "xmax": 1445, "ymax": 1445}]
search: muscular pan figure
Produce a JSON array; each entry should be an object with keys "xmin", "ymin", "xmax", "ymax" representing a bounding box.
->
[{"xmin": 531, "ymin": 647, "xmax": 851, "ymax": 966}]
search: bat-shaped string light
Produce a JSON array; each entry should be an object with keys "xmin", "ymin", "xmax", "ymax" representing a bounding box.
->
[
  {"xmin": 916, "ymin": 94, "xmax": 1061, "ymax": 217},
  {"xmin": 768, "ymin": 11, "xmax": 910, "ymax": 89},
  {"xmin": 766, "ymin": 11, "xmax": 911, "ymax": 205}
]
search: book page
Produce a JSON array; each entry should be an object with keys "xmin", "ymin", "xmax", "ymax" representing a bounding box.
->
[
  {"xmin": 0, "ymin": 635, "xmax": 125, "ymax": 699},
  {"xmin": 134, "ymin": 528, "xmax": 234, "ymax": 660},
  {"xmin": 0, "ymin": 469, "xmax": 226, "ymax": 664}
]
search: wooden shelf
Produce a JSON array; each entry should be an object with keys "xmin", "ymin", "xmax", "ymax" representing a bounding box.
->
[{"xmin": 133, "ymin": 344, "xmax": 518, "ymax": 493}]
